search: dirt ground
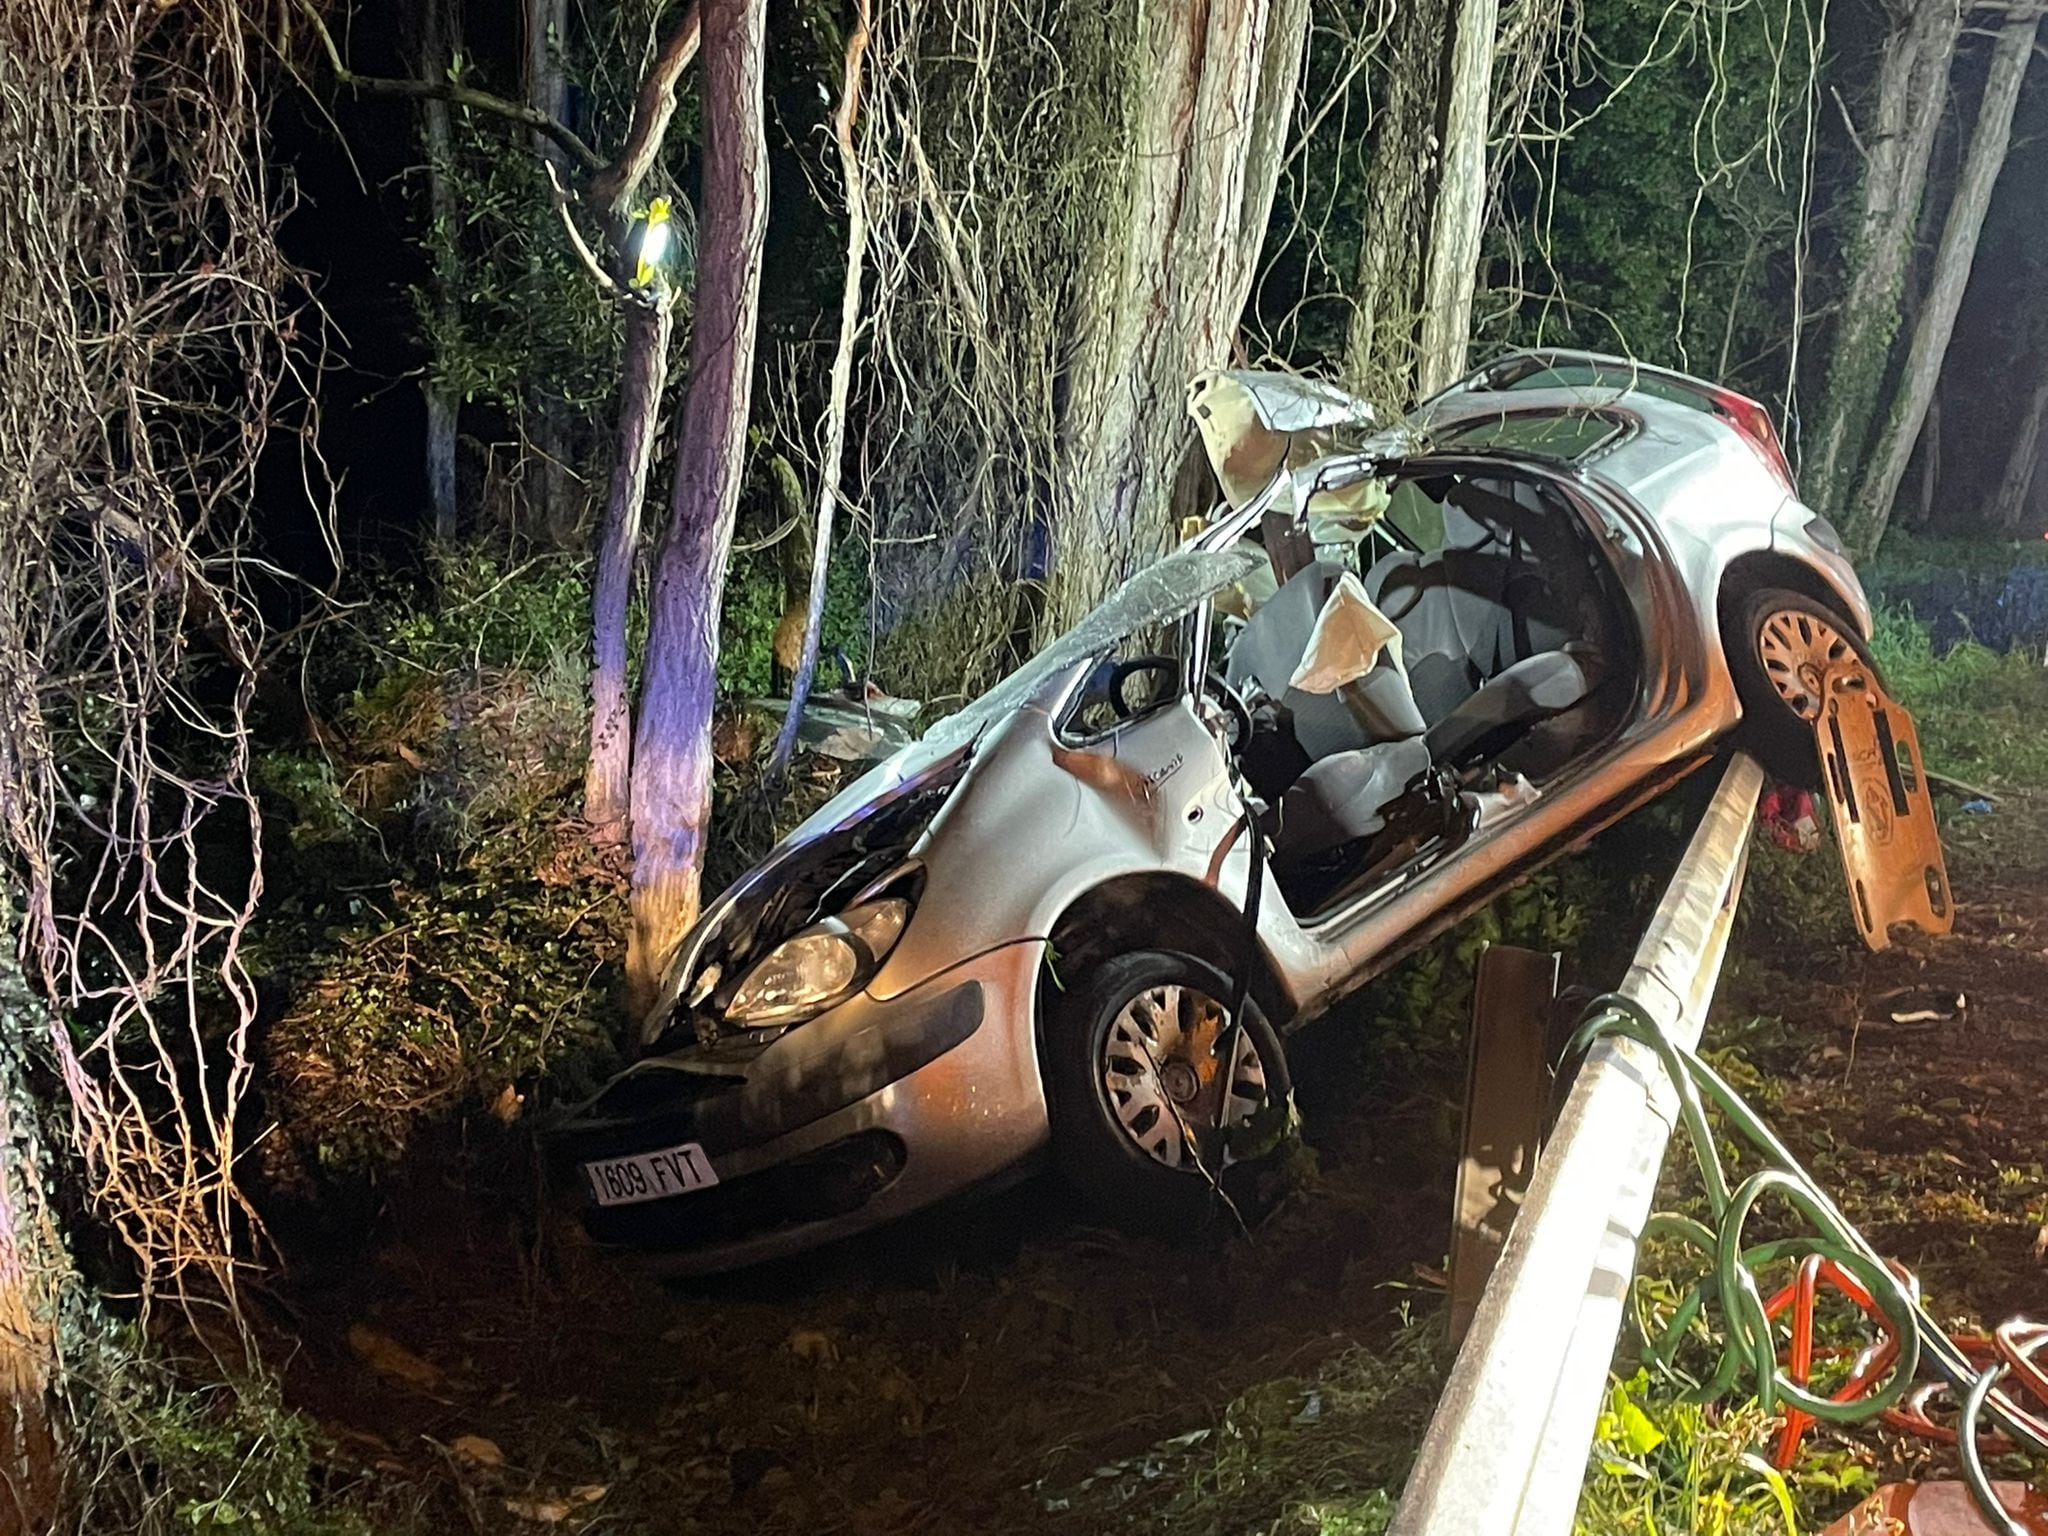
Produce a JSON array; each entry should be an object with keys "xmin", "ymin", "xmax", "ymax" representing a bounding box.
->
[
  {"xmin": 1716, "ymin": 792, "xmax": 2048, "ymax": 1488},
  {"xmin": 261, "ymin": 787, "xmax": 2048, "ymax": 1533}
]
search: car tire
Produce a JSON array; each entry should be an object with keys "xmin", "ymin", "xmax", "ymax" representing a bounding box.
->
[
  {"xmin": 1045, "ymin": 949, "xmax": 1294, "ymax": 1239},
  {"xmin": 1730, "ymin": 587, "xmax": 1882, "ymax": 789}
]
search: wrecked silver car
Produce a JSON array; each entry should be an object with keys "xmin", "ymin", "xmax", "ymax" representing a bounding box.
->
[{"xmin": 554, "ymin": 348, "xmax": 1876, "ymax": 1275}]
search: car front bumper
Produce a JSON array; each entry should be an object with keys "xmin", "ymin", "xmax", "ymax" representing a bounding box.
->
[{"xmin": 551, "ymin": 938, "xmax": 1051, "ymax": 1276}]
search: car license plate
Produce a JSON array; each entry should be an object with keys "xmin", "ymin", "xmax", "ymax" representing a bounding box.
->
[{"xmin": 583, "ymin": 1141, "xmax": 720, "ymax": 1207}]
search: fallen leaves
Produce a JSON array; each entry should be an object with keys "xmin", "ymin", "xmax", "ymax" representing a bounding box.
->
[
  {"xmin": 450, "ymin": 1434, "xmax": 505, "ymax": 1469},
  {"xmin": 503, "ymin": 1485, "xmax": 608, "ymax": 1524},
  {"xmin": 786, "ymin": 1327, "xmax": 839, "ymax": 1365},
  {"xmin": 348, "ymin": 1325, "xmax": 442, "ymax": 1389},
  {"xmin": 491, "ymin": 1082, "xmax": 525, "ymax": 1123}
]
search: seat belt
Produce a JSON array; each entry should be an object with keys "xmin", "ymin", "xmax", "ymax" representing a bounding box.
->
[{"xmin": 1507, "ymin": 518, "xmax": 1534, "ymax": 665}]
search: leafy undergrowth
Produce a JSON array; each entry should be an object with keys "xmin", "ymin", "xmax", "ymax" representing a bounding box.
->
[
  {"xmin": 248, "ymin": 543, "xmax": 853, "ymax": 1206},
  {"xmin": 254, "ymin": 809, "xmax": 626, "ymax": 1197},
  {"xmin": 1579, "ymin": 1378, "xmax": 1855, "ymax": 1536},
  {"xmin": 56, "ymin": 1323, "xmax": 407, "ymax": 1536}
]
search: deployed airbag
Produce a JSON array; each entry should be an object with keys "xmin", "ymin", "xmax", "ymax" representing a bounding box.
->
[
  {"xmin": 1288, "ymin": 571, "xmax": 1405, "ymax": 695},
  {"xmin": 1226, "ymin": 563, "xmax": 1426, "ymax": 758}
]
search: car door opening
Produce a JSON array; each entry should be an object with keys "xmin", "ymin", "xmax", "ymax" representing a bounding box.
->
[{"xmin": 1216, "ymin": 464, "xmax": 1640, "ymax": 914}]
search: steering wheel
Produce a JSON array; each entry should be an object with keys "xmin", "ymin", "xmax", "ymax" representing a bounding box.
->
[{"xmin": 1105, "ymin": 657, "xmax": 1254, "ymax": 748}]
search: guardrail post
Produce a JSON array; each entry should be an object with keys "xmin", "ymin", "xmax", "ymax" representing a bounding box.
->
[{"xmin": 1449, "ymin": 944, "xmax": 1558, "ymax": 1345}]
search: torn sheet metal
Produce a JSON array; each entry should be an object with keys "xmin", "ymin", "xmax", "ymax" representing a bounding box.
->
[{"xmin": 1187, "ymin": 368, "xmax": 1393, "ymax": 526}]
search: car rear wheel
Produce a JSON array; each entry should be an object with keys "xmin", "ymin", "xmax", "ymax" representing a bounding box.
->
[
  {"xmin": 1731, "ymin": 587, "xmax": 1880, "ymax": 787},
  {"xmin": 1045, "ymin": 949, "xmax": 1293, "ymax": 1238}
]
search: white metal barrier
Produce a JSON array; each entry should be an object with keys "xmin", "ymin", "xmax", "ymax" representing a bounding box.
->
[{"xmin": 1390, "ymin": 752, "xmax": 1766, "ymax": 1536}]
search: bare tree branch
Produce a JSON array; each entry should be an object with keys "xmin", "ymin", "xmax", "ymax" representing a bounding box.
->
[
  {"xmin": 590, "ymin": 4, "xmax": 704, "ymax": 220},
  {"xmin": 543, "ymin": 162, "xmax": 627, "ymax": 298},
  {"xmin": 1831, "ymin": 86, "xmax": 1869, "ymax": 162},
  {"xmin": 768, "ymin": 0, "xmax": 872, "ymax": 784},
  {"xmin": 291, "ymin": 0, "xmax": 607, "ymax": 174}
]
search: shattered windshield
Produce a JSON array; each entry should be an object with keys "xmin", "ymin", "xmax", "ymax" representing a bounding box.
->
[{"xmin": 923, "ymin": 543, "xmax": 1267, "ymax": 747}]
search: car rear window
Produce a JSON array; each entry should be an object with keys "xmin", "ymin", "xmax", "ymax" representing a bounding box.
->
[
  {"xmin": 1432, "ymin": 409, "xmax": 1630, "ymax": 464},
  {"xmin": 1486, "ymin": 358, "xmax": 1718, "ymax": 413}
]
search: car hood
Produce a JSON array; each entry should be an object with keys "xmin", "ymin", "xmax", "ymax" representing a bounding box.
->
[{"xmin": 637, "ymin": 542, "xmax": 1266, "ymax": 1045}]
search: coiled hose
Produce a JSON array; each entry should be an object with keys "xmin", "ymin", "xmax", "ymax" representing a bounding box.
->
[{"xmin": 1569, "ymin": 994, "xmax": 2048, "ymax": 1536}]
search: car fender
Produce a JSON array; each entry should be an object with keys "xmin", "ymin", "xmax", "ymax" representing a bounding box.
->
[
  {"xmin": 1769, "ymin": 499, "xmax": 1874, "ymax": 638},
  {"xmin": 867, "ymin": 693, "xmax": 1283, "ymax": 1007}
]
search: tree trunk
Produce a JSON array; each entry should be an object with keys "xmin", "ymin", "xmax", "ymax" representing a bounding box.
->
[
  {"xmin": 578, "ymin": 6, "xmax": 701, "ymax": 846},
  {"xmin": 626, "ymin": 0, "xmax": 769, "ymax": 1016},
  {"xmin": 1803, "ymin": 0, "xmax": 1962, "ymax": 513},
  {"xmin": 1910, "ymin": 386, "xmax": 1940, "ymax": 529},
  {"xmin": 1414, "ymin": 0, "xmax": 1498, "ymax": 398},
  {"xmin": 421, "ymin": 0, "xmax": 460, "ymax": 543},
  {"xmin": 0, "ymin": 946, "xmax": 66, "ymax": 1536},
  {"xmin": 525, "ymin": 0, "xmax": 570, "ymax": 160},
  {"xmin": 1343, "ymin": 0, "xmax": 1452, "ymax": 409},
  {"xmin": 1992, "ymin": 364, "xmax": 2048, "ymax": 532},
  {"xmin": 526, "ymin": 0, "xmax": 577, "ymax": 541},
  {"xmin": 768, "ymin": 0, "xmax": 872, "ymax": 785},
  {"xmin": 584, "ymin": 298, "xmax": 674, "ymax": 841},
  {"xmin": 1048, "ymin": 0, "xmax": 1312, "ymax": 629},
  {"xmin": 1846, "ymin": 4, "xmax": 2040, "ymax": 556}
]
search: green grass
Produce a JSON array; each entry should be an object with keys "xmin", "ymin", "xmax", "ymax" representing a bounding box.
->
[
  {"xmin": 1575, "ymin": 1371, "xmax": 1876, "ymax": 1536},
  {"xmin": 1038, "ymin": 1319, "xmax": 1448, "ymax": 1536},
  {"xmin": 1870, "ymin": 606, "xmax": 2048, "ymax": 788}
]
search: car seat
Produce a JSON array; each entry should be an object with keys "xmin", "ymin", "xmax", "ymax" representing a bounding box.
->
[
  {"xmin": 1363, "ymin": 479, "xmax": 1601, "ymax": 766},
  {"xmin": 1269, "ymin": 479, "xmax": 1618, "ymax": 877}
]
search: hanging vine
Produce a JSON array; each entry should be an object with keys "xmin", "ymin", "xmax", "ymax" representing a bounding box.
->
[
  {"xmin": 0, "ymin": 0, "xmax": 313, "ymax": 1306},
  {"xmin": 1476, "ymin": 0, "xmax": 1829, "ymax": 417}
]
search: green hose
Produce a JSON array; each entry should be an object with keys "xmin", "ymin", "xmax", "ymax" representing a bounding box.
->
[{"xmin": 1568, "ymin": 993, "xmax": 2047, "ymax": 1536}]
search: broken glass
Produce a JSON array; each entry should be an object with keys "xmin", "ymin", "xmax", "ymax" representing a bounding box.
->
[{"xmin": 923, "ymin": 544, "xmax": 1268, "ymax": 747}]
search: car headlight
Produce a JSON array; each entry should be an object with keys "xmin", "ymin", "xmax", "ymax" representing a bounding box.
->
[{"xmin": 723, "ymin": 897, "xmax": 910, "ymax": 1029}]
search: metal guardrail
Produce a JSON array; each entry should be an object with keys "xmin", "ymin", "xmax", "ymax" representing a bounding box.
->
[{"xmin": 1390, "ymin": 752, "xmax": 1766, "ymax": 1536}]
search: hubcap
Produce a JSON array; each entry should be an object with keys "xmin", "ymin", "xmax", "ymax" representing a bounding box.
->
[
  {"xmin": 1100, "ymin": 983, "xmax": 1269, "ymax": 1171},
  {"xmin": 1756, "ymin": 609, "xmax": 1852, "ymax": 721}
]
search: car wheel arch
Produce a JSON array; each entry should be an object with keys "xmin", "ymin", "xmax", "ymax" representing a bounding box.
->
[
  {"xmin": 1716, "ymin": 550, "xmax": 1865, "ymax": 649},
  {"xmin": 1037, "ymin": 873, "xmax": 1294, "ymax": 1071}
]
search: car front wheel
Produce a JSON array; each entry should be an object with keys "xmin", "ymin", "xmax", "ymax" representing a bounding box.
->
[
  {"xmin": 1045, "ymin": 949, "xmax": 1294, "ymax": 1238},
  {"xmin": 1731, "ymin": 587, "xmax": 1882, "ymax": 787}
]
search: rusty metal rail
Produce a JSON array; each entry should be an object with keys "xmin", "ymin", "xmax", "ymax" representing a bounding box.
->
[{"xmin": 1389, "ymin": 752, "xmax": 1766, "ymax": 1536}]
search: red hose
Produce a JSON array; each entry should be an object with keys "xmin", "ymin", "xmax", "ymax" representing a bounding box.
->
[{"xmin": 1763, "ymin": 1258, "xmax": 2048, "ymax": 1467}]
